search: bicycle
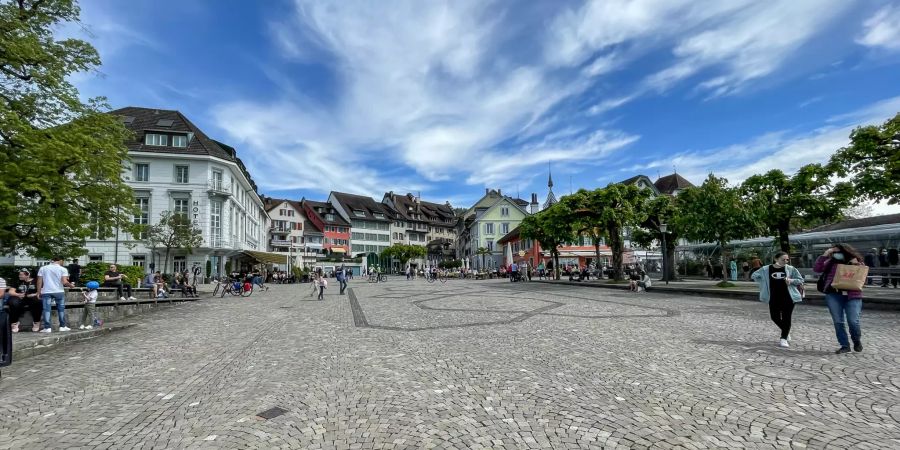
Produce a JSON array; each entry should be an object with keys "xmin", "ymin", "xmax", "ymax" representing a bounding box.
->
[
  {"xmin": 426, "ymin": 271, "xmax": 447, "ymax": 283},
  {"xmin": 219, "ymin": 278, "xmax": 253, "ymax": 297}
]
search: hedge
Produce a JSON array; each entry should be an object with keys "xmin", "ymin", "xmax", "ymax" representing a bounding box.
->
[{"xmin": 81, "ymin": 262, "xmax": 146, "ymax": 287}]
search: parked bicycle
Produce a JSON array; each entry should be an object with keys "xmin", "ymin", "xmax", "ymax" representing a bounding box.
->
[
  {"xmin": 215, "ymin": 277, "xmax": 253, "ymax": 297},
  {"xmin": 367, "ymin": 273, "xmax": 388, "ymax": 283},
  {"xmin": 426, "ymin": 271, "xmax": 448, "ymax": 283}
]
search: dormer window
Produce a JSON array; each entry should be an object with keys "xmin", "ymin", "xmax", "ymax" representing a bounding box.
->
[
  {"xmin": 373, "ymin": 213, "xmax": 385, "ymax": 219},
  {"xmin": 145, "ymin": 133, "xmax": 167, "ymax": 146},
  {"xmin": 171, "ymin": 134, "xmax": 188, "ymax": 147},
  {"xmin": 353, "ymin": 210, "xmax": 366, "ymax": 217}
]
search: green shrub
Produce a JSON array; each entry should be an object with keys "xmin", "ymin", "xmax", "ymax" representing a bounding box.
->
[{"xmin": 81, "ymin": 262, "xmax": 146, "ymax": 286}]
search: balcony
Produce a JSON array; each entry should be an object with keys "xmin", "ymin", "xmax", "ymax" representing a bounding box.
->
[
  {"xmin": 207, "ymin": 179, "xmax": 232, "ymax": 196},
  {"xmin": 208, "ymin": 237, "xmax": 232, "ymax": 248},
  {"xmin": 270, "ymin": 238, "xmax": 292, "ymax": 247}
]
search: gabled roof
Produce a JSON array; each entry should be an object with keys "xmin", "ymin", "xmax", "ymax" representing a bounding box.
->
[
  {"xmin": 302, "ymin": 199, "xmax": 350, "ymax": 227},
  {"xmin": 471, "ymin": 196, "xmax": 530, "ymax": 225},
  {"xmin": 617, "ymin": 174, "xmax": 660, "ymax": 196},
  {"xmin": 654, "ymin": 173, "xmax": 695, "ymax": 195},
  {"xmin": 111, "ymin": 106, "xmax": 259, "ymax": 192},
  {"xmin": 331, "ymin": 192, "xmax": 391, "ymax": 222},
  {"xmin": 263, "ymin": 197, "xmax": 304, "ymax": 215},
  {"xmin": 383, "ymin": 192, "xmax": 456, "ymax": 223}
]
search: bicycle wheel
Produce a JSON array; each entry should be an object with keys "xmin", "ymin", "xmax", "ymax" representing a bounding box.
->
[
  {"xmin": 439, "ymin": 276, "xmax": 447, "ymax": 283},
  {"xmin": 241, "ymin": 286, "xmax": 253, "ymax": 297},
  {"xmin": 220, "ymin": 284, "xmax": 230, "ymax": 298},
  {"xmin": 379, "ymin": 274, "xmax": 387, "ymax": 282},
  {"xmin": 427, "ymin": 276, "xmax": 435, "ymax": 283}
]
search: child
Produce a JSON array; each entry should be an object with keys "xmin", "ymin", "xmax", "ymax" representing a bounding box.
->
[
  {"xmin": 309, "ymin": 274, "xmax": 319, "ymax": 298},
  {"xmin": 318, "ymin": 276, "xmax": 327, "ymax": 300},
  {"xmin": 80, "ymin": 281, "xmax": 100, "ymax": 330}
]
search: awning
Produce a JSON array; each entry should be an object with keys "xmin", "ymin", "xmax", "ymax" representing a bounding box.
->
[
  {"xmin": 330, "ymin": 248, "xmax": 346, "ymax": 253},
  {"xmin": 241, "ymin": 250, "xmax": 289, "ymax": 265}
]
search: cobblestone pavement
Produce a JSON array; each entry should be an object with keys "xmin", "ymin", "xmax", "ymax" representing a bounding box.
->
[{"xmin": 1, "ymin": 279, "xmax": 899, "ymax": 449}]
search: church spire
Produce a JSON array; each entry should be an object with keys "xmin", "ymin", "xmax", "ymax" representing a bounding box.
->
[
  {"xmin": 543, "ymin": 161, "xmax": 557, "ymax": 210},
  {"xmin": 548, "ymin": 162, "xmax": 554, "ymax": 189}
]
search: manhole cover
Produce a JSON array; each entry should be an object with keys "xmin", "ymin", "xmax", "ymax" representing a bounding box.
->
[
  {"xmin": 257, "ymin": 406, "xmax": 289, "ymax": 420},
  {"xmin": 745, "ymin": 365, "xmax": 815, "ymax": 381}
]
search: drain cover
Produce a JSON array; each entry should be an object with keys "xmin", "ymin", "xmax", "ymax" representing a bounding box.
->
[{"xmin": 257, "ymin": 406, "xmax": 288, "ymax": 420}]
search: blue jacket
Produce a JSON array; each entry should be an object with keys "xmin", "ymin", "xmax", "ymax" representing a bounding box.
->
[{"xmin": 751, "ymin": 264, "xmax": 804, "ymax": 303}]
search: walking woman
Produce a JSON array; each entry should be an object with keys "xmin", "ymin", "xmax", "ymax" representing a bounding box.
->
[
  {"xmin": 814, "ymin": 244, "xmax": 866, "ymax": 354},
  {"xmin": 751, "ymin": 252, "xmax": 804, "ymax": 348}
]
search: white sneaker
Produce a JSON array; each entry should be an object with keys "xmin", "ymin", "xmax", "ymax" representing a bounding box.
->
[
  {"xmin": 779, "ymin": 339, "xmax": 790, "ymax": 348},
  {"xmin": 59, "ymin": 327, "xmax": 71, "ymax": 332},
  {"xmin": 85, "ymin": 325, "xmax": 93, "ymax": 330},
  {"xmin": 128, "ymin": 296, "xmax": 137, "ymax": 301},
  {"xmin": 787, "ymin": 333, "xmax": 792, "ymax": 342},
  {"xmin": 78, "ymin": 325, "xmax": 85, "ymax": 330},
  {"xmin": 39, "ymin": 328, "xmax": 52, "ymax": 333},
  {"xmin": 119, "ymin": 296, "xmax": 127, "ymax": 301}
]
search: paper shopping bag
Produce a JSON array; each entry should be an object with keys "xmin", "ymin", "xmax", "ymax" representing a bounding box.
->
[{"xmin": 829, "ymin": 264, "xmax": 868, "ymax": 291}]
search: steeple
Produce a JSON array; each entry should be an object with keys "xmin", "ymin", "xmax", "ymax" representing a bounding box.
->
[{"xmin": 543, "ymin": 161, "xmax": 557, "ymax": 210}]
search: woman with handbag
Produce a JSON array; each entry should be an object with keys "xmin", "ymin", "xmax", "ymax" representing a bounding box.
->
[
  {"xmin": 751, "ymin": 252, "xmax": 804, "ymax": 348},
  {"xmin": 814, "ymin": 244, "xmax": 866, "ymax": 354}
]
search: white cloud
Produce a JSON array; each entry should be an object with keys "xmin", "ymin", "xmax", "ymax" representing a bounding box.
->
[
  {"xmin": 857, "ymin": 5, "xmax": 900, "ymax": 51},
  {"xmin": 629, "ymin": 95, "xmax": 900, "ymax": 186}
]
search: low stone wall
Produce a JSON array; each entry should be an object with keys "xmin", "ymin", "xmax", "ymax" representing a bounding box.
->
[{"xmin": 9, "ymin": 294, "xmax": 202, "ymax": 329}]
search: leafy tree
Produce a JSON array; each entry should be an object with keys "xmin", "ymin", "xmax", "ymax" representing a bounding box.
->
[
  {"xmin": 380, "ymin": 244, "xmax": 427, "ymax": 266},
  {"xmin": 741, "ymin": 165, "xmax": 853, "ymax": 252},
  {"xmin": 475, "ymin": 247, "xmax": 492, "ymax": 271},
  {"xmin": 631, "ymin": 195, "xmax": 682, "ymax": 282},
  {"xmin": 676, "ymin": 175, "xmax": 761, "ymax": 286},
  {"xmin": 0, "ymin": 0, "xmax": 135, "ymax": 257},
  {"xmin": 830, "ymin": 113, "xmax": 900, "ymax": 205},
  {"xmin": 567, "ymin": 184, "xmax": 649, "ymax": 281},
  {"xmin": 143, "ymin": 211, "xmax": 203, "ymax": 275},
  {"xmin": 559, "ymin": 189, "xmax": 607, "ymax": 276},
  {"xmin": 519, "ymin": 203, "xmax": 574, "ymax": 280}
]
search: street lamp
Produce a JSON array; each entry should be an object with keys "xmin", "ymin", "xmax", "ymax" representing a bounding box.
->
[{"xmin": 659, "ymin": 223, "xmax": 669, "ymax": 285}]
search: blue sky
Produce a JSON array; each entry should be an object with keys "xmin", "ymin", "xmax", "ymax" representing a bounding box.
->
[{"xmin": 70, "ymin": 0, "xmax": 900, "ymax": 214}]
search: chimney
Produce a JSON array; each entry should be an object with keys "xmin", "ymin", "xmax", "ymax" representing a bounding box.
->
[
  {"xmin": 498, "ymin": 189, "xmax": 502, "ymax": 196},
  {"xmin": 485, "ymin": 188, "xmax": 489, "ymax": 195}
]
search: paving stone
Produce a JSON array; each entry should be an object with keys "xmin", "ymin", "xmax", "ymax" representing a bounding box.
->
[{"xmin": 1, "ymin": 279, "xmax": 899, "ymax": 448}]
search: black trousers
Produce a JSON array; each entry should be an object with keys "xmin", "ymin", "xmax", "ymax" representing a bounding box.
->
[
  {"xmin": 104, "ymin": 282, "xmax": 133, "ymax": 298},
  {"xmin": 769, "ymin": 297, "xmax": 795, "ymax": 339},
  {"xmin": 6, "ymin": 296, "xmax": 42, "ymax": 324}
]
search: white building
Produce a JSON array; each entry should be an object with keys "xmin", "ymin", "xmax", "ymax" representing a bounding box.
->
[
  {"xmin": 69, "ymin": 107, "xmax": 271, "ymax": 278},
  {"xmin": 263, "ymin": 197, "xmax": 323, "ymax": 270},
  {"xmin": 328, "ymin": 192, "xmax": 392, "ymax": 258}
]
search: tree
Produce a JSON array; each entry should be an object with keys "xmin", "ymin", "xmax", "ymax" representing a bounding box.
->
[
  {"xmin": 380, "ymin": 244, "xmax": 426, "ymax": 267},
  {"xmin": 676, "ymin": 175, "xmax": 761, "ymax": 286},
  {"xmin": 631, "ymin": 195, "xmax": 683, "ymax": 282},
  {"xmin": 842, "ymin": 202, "xmax": 874, "ymax": 219},
  {"xmin": 143, "ymin": 211, "xmax": 203, "ymax": 275},
  {"xmin": 519, "ymin": 203, "xmax": 575, "ymax": 280},
  {"xmin": 568, "ymin": 184, "xmax": 649, "ymax": 281},
  {"xmin": 559, "ymin": 189, "xmax": 607, "ymax": 276},
  {"xmin": 741, "ymin": 164, "xmax": 854, "ymax": 252},
  {"xmin": 475, "ymin": 247, "xmax": 492, "ymax": 271},
  {"xmin": 830, "ymin": 113, "xmax": 900, "ymax": 205},
  {"xmin": 0, "ymin": 0, "xmax": 135, "ymax": 257}
]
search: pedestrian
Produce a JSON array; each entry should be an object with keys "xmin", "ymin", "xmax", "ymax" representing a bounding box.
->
[
  {"xmin": 510, "ymin": 261, "xmax": 519, "ymax": 282},
  {"xmin": 878, "ymin": 248, "xmax": 890, "ymax": 287},
  {"xmin": 814, "ymin": 244, "xmax": 866, "ymax": 354},
  {"xmin": 103, "ymin": 264, "xmax": 136, "ymax": 301},
  {"xmin": 889, "ymin": 248, "xmax": 899, "ymax": 288},
  {"xmin": 141, "ymin": 271, "xmax": 159, "ymax": 297},
  {"xmin": 7, "ymin": 269, "xmax": 42, "ymax": 333},
  {"xmin": 192, "ymin": 264, "xmax": 202, "ymax": 286},
  {"xmin": 67, "ymin": 258, "xmax": 82, "ymax": 286},
  {"xmin": 1, "ymin": 276, "xmax": 11, "ymax": 373},
  {"xmin": 750, "ymin": 255, "xmax": 762, "ymax": 278},
  {"xmin": 751, "ymin": 251, "xmax": 804, "ymax": 348},
  {"xmin": 742, "ymin": 261, "xmax": 750, "ymax": 280},
  {"xmin": 537, "ymin": 261, "xmax": 545, "ymax": 280},
  {"xmin": 308, "ymin": 273, "xmax": 319, "ymax": 298},
  {"xmin": 864, "ymin": 249, "xmax": 877, "ymax": 286},
  {"xmin": 337, "ymin": 265, "xmax": 347, "ymax": 295},
  {"xmin": 405, "ymin": 266, "xmax": 411, "ymax": 281},
  {"xmin": 79, "ymin": 281, "xmax": 100, "ymax": 330},
  {"xmin": 36, "ymin": 256, "xmax": 75, "ymax": 333},
  {"xmin": 317, "ymin": 275, "xmax": 327, "ymax": 300},
  {"xmin": 729, "ymin": 259, "xmax": 738, "ymax": 282}
]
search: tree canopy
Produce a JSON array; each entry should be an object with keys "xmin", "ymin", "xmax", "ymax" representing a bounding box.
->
[
  {"xmin": 0, "ymin": 0, "xmax": 134, "ymax": 257},
  {"xmin": 830, "ymin": 113, "xmax": 900, "ymax": 205},
  {"xmin": 380, "ymin": 244, "xmax": 426, "ymax": 265},
  {"xmin": 143, "ymin": 211, "xmax": 203, "ymax": 275},
  {"xmin": 519, "ymin": 202, "xmax": 574, "ymax": 280}
]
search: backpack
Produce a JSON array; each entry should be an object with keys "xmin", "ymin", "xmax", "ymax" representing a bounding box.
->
[{"xmin": 816, "ymin": 259, "xmax": 833, "ymax": 293}]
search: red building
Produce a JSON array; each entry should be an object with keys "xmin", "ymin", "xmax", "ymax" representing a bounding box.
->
[
  {"xmin": 498, "ymin": 226, "xmax": 614, "ymax": 271},
  {"xmin": 301, "ymin": 199, "xmax": 351, "ymax": 254}
]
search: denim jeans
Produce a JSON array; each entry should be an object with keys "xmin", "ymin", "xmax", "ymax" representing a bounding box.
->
[
  {"xmin": 825, "ymin": 293, "xmax": 862, "ymax": 348},
  {"xmin": 41, "ymin": 292, "xmax": 67, "ymax": 330},
  {"xmin": 339, "ymin": 279, "xmax": 347, "ymax": 294}
]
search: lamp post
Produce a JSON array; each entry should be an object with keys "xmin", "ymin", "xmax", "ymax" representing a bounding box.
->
[{"xmin": 659, "ymin": 223, "xmax": 669, "ymax": 285}]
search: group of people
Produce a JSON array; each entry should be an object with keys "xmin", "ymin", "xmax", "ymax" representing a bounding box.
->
[
  {"xmin": 752, "ymin": 244, "xmax": 866, "ymax": 354},
  {"xmin": 309, "ymin": 265, "xmax": 351, "ymax": 299},
  {"xmin": 0, "ymin": 257, "xmax": 95, "ymax": 335}
]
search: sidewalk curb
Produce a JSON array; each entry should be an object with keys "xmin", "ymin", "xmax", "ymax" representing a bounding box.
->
[
  {"xmin": 534, "ymin": 280, "xmax": 900, "ymax": 311},
  {"xmin": 11, "ymin": 323, "xmax": 138, "ymax": 360}
]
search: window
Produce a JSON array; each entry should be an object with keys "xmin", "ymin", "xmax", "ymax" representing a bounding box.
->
[
  {"xmin": 171, "ymin": 135, "xmax": 187, "ymax": 147},
  {"xmin": 211, "ymin": 170, "xmax": 223, "ymax": 190},
  {"xmin": 89, "ymin": 254, "xmax": 103, "ymax": 262},
  {"xmin": 374, "ymin": 213, "xmax": 385, "ymax": 219},
  {"xmin": 135, "ymin": 164, "xmax": 149, "ymax": 182},
  {"xmin": 484, "ymin": 223, "xmax": 494, "ymax": 234},
  {"xmin": 487, "ymin": 240, "xmax": 494, "ymax": 251},
  {"xmin": 210, "ymin": 200, "xmax": 222, "ymax": 244},
  {"xmin": 132, "ymin": 255, "xmax": 146, "ymax": 268},
  {"xmin": 173, "ymin": 256, "xmax": 186, "ymax": 273},
  {"xmin": 502, "ymin": 223, "xmax": 509, "ymax": 234},
  {"xmin": 134, "ymin": 197, "xmax": 150, "ymax": 239},
  {"xmin": 175, "ymin": 165, "xmax": 189, "ymax": 183},
  {"xmin": 501, "ymin": 207, "xmax": 509, "ymax": 217},
  {"xmin": 326, "ymin": 213, "xmax": 335, "ymax": 221},
  {"xmin": 145, "ymin": 133, "xmax": 167, "ymax": 146},
  {"xmin": 353, "ymin": 210, "xmax": 366, "ymax": 217},
  {"xmin": 173, "ymin": 198, "xmax": 189, "ymax": 217}
]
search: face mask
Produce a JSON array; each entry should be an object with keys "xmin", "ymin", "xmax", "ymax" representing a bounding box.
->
[{"xmin": 833, "ymin": 252, "xmax": 845, "ymax": 261}]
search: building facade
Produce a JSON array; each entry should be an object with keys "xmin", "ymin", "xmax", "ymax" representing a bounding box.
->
[
  {"xmin": 328, "ymin": 192, "xmax": 392, "ymax": 258},
  {"xmin": 80, "ymin": 107, "xmax": 270, "ymax": 278},
  {"xmin": 456, "ymin": 189, "xmax": 530, "ymax": 270},
  {"xmin": 301, "ymin": 199, "xmax": 350, "ymax": 255},
  {"xmin": 381, "ymin": 192, "xmax": 457, "ymax": 271}
]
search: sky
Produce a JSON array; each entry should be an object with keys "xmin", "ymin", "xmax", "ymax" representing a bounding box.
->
[{"xmin": 69, "ymin": 0, "xmax": 900, "ymax": 214}]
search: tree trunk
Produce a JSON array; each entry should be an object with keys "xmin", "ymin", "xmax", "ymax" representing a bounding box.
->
[
  {"xmin": 778, "ymin": 225, "xmax": 791, "ymax": 253},
  {"xmin": 666, "ymin": 239, "xmax": 677, "ymax": 281},
  {"xmin": 594, "ymin": 240, "xmax": 602, "ymax": 277},
  {"xmin": 553, "ymin": 251, "xmax": 561, "ymax": 280},
  {"xmin": 164, "ymin": 247, "xmax": 171, "ymax": 276},
  {"xmin": 609, "ymin": 225, "xmax": 623, "ymax": 280}
]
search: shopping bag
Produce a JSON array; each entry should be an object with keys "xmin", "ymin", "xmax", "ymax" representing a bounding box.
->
[{"xmin": 829, "ymin": 264, "xmax": 868, "ymax": 291}]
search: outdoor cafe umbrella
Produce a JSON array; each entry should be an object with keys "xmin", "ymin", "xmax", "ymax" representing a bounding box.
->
[{"xmin": 505, "ymin": 242, "xmax": 513, "ymax": 267}]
